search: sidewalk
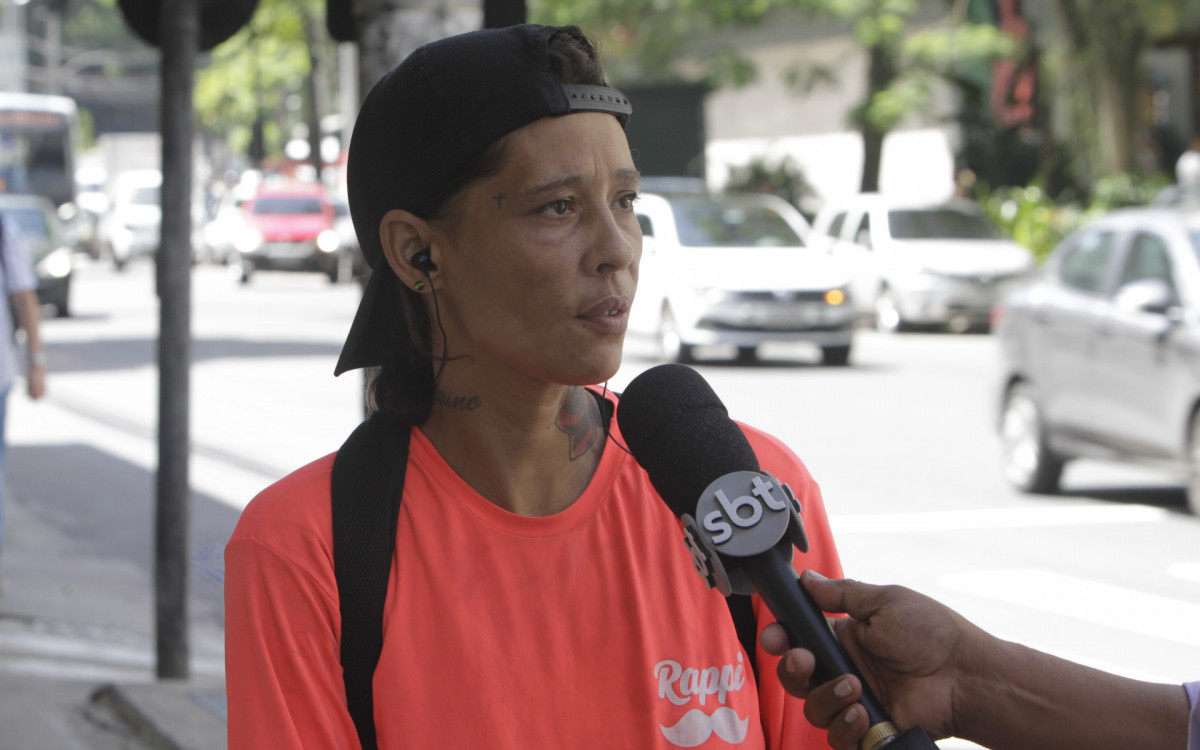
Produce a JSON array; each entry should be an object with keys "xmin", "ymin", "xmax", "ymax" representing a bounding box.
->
[{"xmin": 1, "ymin": 393, "xmax": 241, "ymax": 749}]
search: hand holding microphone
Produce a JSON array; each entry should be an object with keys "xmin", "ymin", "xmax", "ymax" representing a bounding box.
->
[
  {"xmin": 617, "ymin": 364, "xmax": 937, "ymax": 750},
  {"xmin": 760, "ymin": 572, "xmax": 971, "ymax": 750}
]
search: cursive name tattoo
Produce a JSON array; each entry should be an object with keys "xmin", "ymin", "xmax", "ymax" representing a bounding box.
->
[
  {"xmin": 436, "ymin": 389, "xmax": 483, "ymax": 412},
  {"xmin": 555, "ymin": 387, "xmax": 602, "ymax": 461}
]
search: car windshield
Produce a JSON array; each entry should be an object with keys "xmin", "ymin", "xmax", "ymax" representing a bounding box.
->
[
  {"xmin": 254, "ymin": 197, "xmax": 323, "ymax": 215},
  {"xmin": 0, "ymin": 206, "xmax": 52, "ymax": 240},
  {"xmin": 671, "ymin": 200, "xmax": 805, "ymax": 247},
  {"xmin": 888, "ymin": 209, "xmax": 1000, "ymax": 240},
  {"xmin": 131, "ymin": 186, "xmax": 159, "ymax": 206}
]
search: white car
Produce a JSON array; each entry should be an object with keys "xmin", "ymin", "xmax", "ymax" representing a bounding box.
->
[
  {"xmin": 630, "ymin": 191, "xmax": 856, "ymax": 365},
  {"xmin": 99, "ymin": 169, "xmax": 162, "ymax": 270},
  {"xmin": 811, "ymin": 193, "xmax": 1035, "ymax": 332}
]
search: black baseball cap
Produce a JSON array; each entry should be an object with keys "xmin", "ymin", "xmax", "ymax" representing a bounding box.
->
[{"xmin": 334, "ymin": 24, "xmax": 633, "ymax": 376}]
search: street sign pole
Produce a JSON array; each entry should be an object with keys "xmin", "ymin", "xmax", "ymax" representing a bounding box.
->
[{"xmin": 156, "ymin": 0, "xmax": 198, "ymax": 681}]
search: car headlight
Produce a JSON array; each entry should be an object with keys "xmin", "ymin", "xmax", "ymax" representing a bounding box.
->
[
  {"xmin": 235, "ymin": 227, "xmax": 264, "ymax": 253},
  {"xmin": 824, "ymin": 288, "xmax": 847, "ymax": 306},
  {"xmin": 38, "ymin": 247, "xmax": 72, "ymax": 279},
  {"xmin": 317, "ymin": 229, "xmax": 340, "ymax": 253}
]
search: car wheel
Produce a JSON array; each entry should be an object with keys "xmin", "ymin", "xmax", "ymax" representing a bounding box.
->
[
  {"xmin": 874, "ymin": 289, "xmax": 902, "ymax": 333},
  {"xmin": 821, "ymin": 345, "xmax": 851, "ymax": 366},
  {"xmin": 1000, "ymin": 382, "xmax": 1064, "ymax": 494},
  {"xmin": 1187, "ymin": 413, "xmax": 1200, "ymax": 516},
  {"xmin": 658, "ymin": 307, "xmax": 694, "ymax": 364},
  {"xmin": 735, "ymin": 346, "xmax": 758, "ymax": 364}
]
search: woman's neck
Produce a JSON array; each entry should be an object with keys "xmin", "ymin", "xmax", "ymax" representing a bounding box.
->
[{"xmin": 418, "ymin": 382, "xmax": 608, "ymax": 517}]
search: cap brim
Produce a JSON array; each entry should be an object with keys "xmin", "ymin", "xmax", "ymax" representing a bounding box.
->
[{"xmin": 335, "ymin": 269, "xmax": 393, "ymax": 376}]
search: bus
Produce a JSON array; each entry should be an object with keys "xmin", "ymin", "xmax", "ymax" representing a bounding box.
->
[{"xmin": 0, "ymin": 92, "xmax": 80, "ymax": 209}]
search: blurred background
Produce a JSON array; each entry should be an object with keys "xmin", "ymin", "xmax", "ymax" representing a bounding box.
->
[{"xmin": 1, "ymin": 1, "xmax": 1200, "ymax": 747}]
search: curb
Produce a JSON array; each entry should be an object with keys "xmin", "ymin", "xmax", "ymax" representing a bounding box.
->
[{"xmin": 91, "ymin": 681, "xmax": 227, "ymax": 750}]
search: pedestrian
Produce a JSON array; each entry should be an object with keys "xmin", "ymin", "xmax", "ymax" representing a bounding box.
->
[
  {"xmin": 1, "ymin": 211, "xmax": 46, "ymax": 587},
  {"xmin": 223, "ymin": 24, "xmax": 846, "ymax": 750},
  {"xmin": 763, "ymin": 571, "xmax": 1196, "ymax": 750},
  {"xmin": 1175, "ymin": 135, "xmax": 1200, "ymax": 191}
]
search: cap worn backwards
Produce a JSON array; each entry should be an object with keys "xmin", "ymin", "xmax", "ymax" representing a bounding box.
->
[{"xmin": 335, "ymin": 24, "xmax": 632, "ymax": 376}]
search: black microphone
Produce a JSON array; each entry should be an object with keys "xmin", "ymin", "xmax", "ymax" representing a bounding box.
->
[{"xmin": 618, "ymin": 364, "xmax": 937, "ymax": 750}]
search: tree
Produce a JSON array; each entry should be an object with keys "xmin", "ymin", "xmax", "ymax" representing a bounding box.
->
[
  {"xmin": 193, "ymin": 0, "xmax": 335, "ymax": 170},
  {"xmin": 1048, "ymin": 0, "xmax": 1194, "ymax": 185},
  {"xmin": 530, "ymin": 0, "xmax": 1013, "ymax": 193}
]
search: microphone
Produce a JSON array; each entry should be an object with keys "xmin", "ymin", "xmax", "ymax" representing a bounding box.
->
[{"xmin": 618, "ymin": 364, "xmax": 936, "ymax": 750}]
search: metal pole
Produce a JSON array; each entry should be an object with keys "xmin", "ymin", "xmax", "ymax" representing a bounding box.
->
[{"xmin": 156, "ymin": 0, "xmax": 197, "ymax": 680}]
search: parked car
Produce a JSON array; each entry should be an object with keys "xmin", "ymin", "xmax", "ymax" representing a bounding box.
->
[
  {"xmin": 233, "ymin": 184, "xmax": 351, "ymax": 283},
  {"xmin": 811, "ymin": 193, "xmax": 1035, "ymax": 332},
  {"xmin": 994, "ymin": 207, "xmax": 1200, "ymax": 515},
  {"xmin": 0, "ymin": 193, "xmax": 72, "ymax": 317},
  {"xmin": 630, "ymin": 191, "xmax": 856, "ymax": 365},
  {"xmin": 99, "ymin": 168, "xmax": 162, "ymax": 270}
]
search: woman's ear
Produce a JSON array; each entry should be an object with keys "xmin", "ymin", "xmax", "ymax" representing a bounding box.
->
[{"xmin": 379, "ymin": 209, "xmax": 437, "ymax": 290}]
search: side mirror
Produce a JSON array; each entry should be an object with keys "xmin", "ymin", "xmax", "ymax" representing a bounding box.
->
[{"xmin": 1114, "ymin": 278, "xmax": 1175, "ymax": 316}]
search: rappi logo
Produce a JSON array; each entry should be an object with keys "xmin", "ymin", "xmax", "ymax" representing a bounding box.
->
[{"xmin": 654, "ymin": 654, "xmax": 750, "ymax": 747}]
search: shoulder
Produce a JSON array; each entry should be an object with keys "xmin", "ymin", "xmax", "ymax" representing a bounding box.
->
[
  {"xmin": 737, "ymin": 421, "xmax": 816, "ymax": 486},
  {"xmin": 230, "ymin": 453, "xmax": 337, "ymax": 549}
]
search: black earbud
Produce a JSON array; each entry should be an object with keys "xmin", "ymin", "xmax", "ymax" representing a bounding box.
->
[{"xmin": 411, "ymin": 249, "xmax": 436, "ymax": 272}]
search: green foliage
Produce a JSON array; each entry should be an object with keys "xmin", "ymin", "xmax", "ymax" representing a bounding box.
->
[
  {"xmin": 979, "ymin": 172, "xmax": 1173, "ymax": 262},
  {"xmin": 722, "ymin": 155, "xmax": 815, "ymax": 213},
  {"xmin": 193, "ymin": 0, "xmax": 331, "ymax": 161}
]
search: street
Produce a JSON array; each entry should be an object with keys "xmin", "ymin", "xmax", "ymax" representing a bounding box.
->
[{"xmin": 4, "ymin": 257, "xmax": 1200, "ymax": 746}]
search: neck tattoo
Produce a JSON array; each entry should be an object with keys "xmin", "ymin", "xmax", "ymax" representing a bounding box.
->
[
  {"xmin": 436, "ymin": 389, "xmax": 483, "ymax": 412},
  {"xmin": 555, "ymin": 387, "xmax": 602, "ymax": 462}
]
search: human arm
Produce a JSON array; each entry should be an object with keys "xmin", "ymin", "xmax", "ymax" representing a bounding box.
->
[
  {"xmin": 224, "ymin": 467, "xmax": 364, "ymax": 750},
  {"xmin": 10, "ymin": 289, "xmax": 45, "ymax": 399},
  {"xmin": 762, "ymin": 572, "xmax": 1191, "ymax": 750}
]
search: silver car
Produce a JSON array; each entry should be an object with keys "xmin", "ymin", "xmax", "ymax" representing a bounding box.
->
[{"xmin": 995, "ymin": 207, "xmax": 1200, "ymax": 514}]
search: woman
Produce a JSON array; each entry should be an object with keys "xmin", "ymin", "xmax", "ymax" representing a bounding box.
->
[{"xmin": 225, "ymin": 24, "xmax": 845, "ymax": 748}]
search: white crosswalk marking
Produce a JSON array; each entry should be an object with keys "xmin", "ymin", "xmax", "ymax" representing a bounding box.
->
[
  {"xmin": 829, "ymin": 503, "xmax": 1170, "ymax": 535},
  {"xmin": 937, "ymin": 568, "xmax": 1200, "ymax": 648}
]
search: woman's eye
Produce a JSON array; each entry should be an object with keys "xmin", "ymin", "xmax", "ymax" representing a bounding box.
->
[
  {"xmin": 545, "ymin": 199, "xmax": 572, "ymax": 216},
  {"xmin": 618, "ymin": 192, "xmax": 640, "ymax": 210}
]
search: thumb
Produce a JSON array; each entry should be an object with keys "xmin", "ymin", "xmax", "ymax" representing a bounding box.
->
[{"xmin": 801, "ymin": 571, "xmax": 883, "ymax": 622}]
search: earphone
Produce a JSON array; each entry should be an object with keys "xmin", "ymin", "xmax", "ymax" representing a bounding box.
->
[{"xmin": 411, "ymin": 249, "xmax": 436, "ymax": 272}]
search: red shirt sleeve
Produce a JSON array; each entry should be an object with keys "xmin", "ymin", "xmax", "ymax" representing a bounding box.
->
[{"xmin": 224, "ymin": 456, "xmax": 362, "ymax": 750}]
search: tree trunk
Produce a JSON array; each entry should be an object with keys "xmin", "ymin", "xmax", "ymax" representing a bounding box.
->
[
  {"xmin": 859, "ymin": 41, "xmax": 897, "ymax": 193},
  {"xmin": 305, "ymin": 14, "xmax": 324, "ymax": 177}
]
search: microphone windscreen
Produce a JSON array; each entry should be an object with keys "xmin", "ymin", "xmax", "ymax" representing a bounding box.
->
[{"xmin": 617, "ymin": 364, "xmax": 761, "ymax": 518}]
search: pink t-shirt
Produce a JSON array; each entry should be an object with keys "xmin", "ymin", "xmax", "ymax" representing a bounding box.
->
[{"xmin": 225, "ymin": 397, "xmax": 844, "ymax": 749}]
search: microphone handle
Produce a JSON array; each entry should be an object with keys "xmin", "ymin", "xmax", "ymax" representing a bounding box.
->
[{"xmin": 741, "ymin": 551, "xmax": 902, "ymax": 750}]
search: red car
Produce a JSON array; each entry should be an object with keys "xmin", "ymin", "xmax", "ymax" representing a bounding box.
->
[{"xmin": 233, "ymin": 184, "xmax": 353, "ymax": 283}]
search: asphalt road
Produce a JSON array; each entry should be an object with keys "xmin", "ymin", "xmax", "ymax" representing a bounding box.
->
[{"xmin": 5, "ymin": 257, "xmax": 1199, "ymax": 746}]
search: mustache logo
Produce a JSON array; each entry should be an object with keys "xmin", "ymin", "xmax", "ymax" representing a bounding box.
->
[{"xmin": 659, "ymin": 707, "xmax": 749, "ymax": 747}]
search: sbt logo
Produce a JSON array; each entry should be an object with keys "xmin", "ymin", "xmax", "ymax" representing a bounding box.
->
[{"xmin": 695, "ymin": 471, "xmax": 793, "ymax": 557}]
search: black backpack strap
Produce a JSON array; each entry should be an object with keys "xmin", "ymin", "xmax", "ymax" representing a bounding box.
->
[
  {"xmin": 726, "ymin": 593, "xmax": 759, "ymax": 677},
  {"xmin": 331, "ymin": 411, "xmax": 410, "ymax": 750}
]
